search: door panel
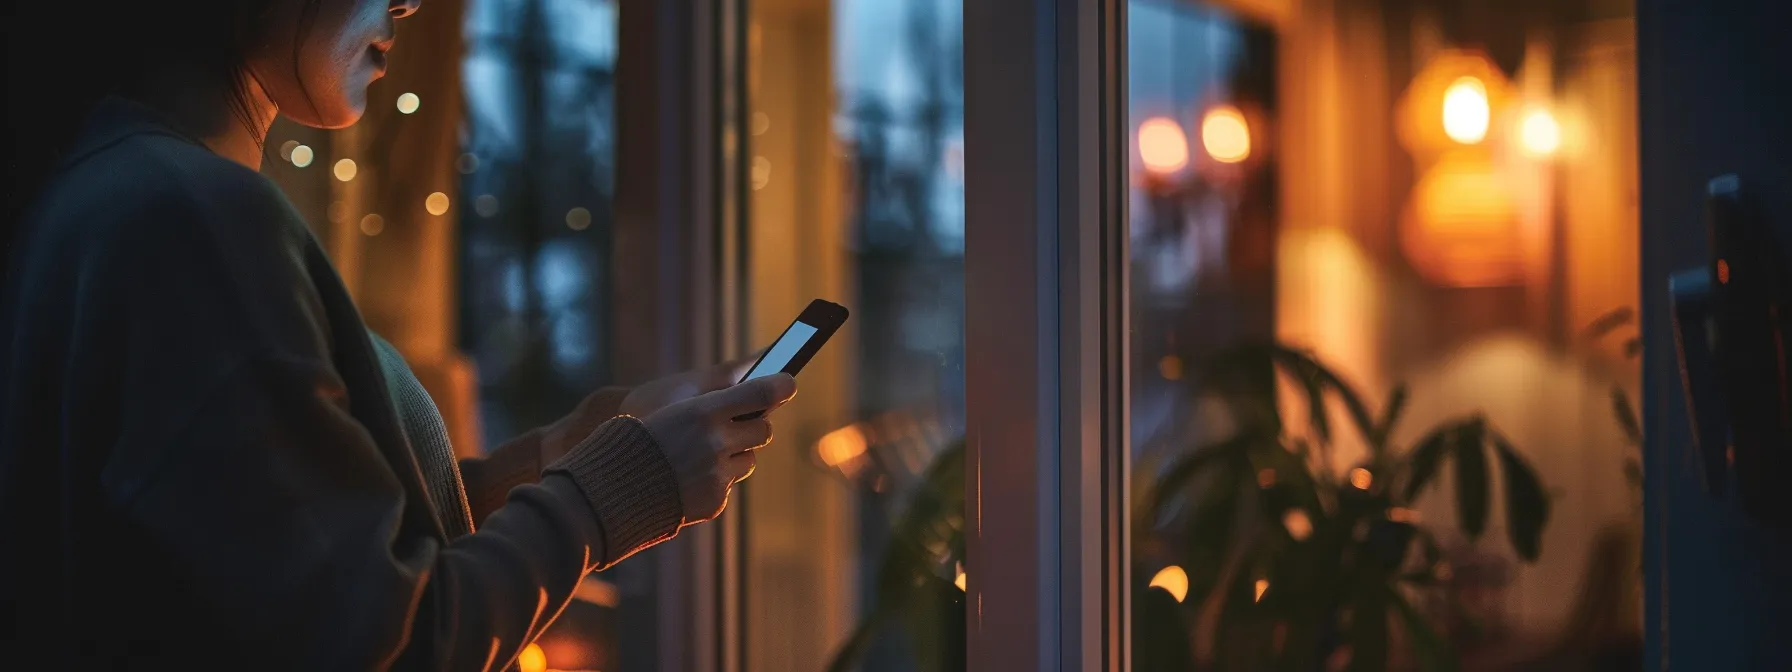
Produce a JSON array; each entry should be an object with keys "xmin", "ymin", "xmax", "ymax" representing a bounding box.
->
[{"xmin": 1638, "ymin": 0, "xmax": 1792, "ymax": 668}]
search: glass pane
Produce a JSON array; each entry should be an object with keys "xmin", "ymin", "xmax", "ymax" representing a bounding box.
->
[
  {"xmin": 461, "ymin": 1, "xmax": 625, "ymax": 670},
  {"xmin": 742, "ymin": 0, "xmax": 966, "ymax": 670},
  {"xmin": 1125, "ymin": 0, "xmax": 1641, "ymax": 669}
]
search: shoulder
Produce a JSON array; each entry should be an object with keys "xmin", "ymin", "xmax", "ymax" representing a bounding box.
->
[
  {"xmin": 23, "ymin": 133, "xmax": 341, "ymax": 359},
  {"xmin": 35, "ymin": 133, "xmax": 307, "ymax": 257}
]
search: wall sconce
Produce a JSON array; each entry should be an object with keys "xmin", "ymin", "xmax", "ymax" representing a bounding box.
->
[{"xmin": 1396, "ymin": 50, "xmax": 1514, "ymax": 159}]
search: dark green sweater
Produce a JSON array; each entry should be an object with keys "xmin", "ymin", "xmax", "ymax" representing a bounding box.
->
[{"xmin": 0, "ymin": 99, "xmax": 684, "ymax": 669}]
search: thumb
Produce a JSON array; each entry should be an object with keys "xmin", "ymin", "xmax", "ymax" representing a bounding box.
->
[{"xmin": 707, "ymin": 349, "xmax": 768, "ymax": 391}]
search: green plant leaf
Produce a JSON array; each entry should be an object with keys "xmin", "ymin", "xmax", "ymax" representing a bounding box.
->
[
  {"xmin": 1373, "ymin": 384, "xmax": 1411, "ymax": 451},
  {"xmin": 1401, "ymin": 423, "xmax": 1457, "ymax": 502},
  {"xmin": 1610, "ymin": 388, "xmax": 1643, "ymax": 447},
  {"xmin": 1454, "ymin": 420, "xmax": 1491, "ymax": 540},
  {"xmin": 1584, "ymin": 306, "xmax": 1636, "ymax": 340},
  {"xmin": 1491, "ymin": 432, "xmax": 1551, "ymax": 562},
  {"xmin": 1390, "ymin": 586, "xmax": 1458, "ymax": 672}
]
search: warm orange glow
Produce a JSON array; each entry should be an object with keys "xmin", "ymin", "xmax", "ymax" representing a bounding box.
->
[
  {"xmin": 1257, "ymin": 468, "xmax": 1276, "ymax": 488},
  {"xmin": 1158, "ymin": 355, "xmax": 1183, "ymax": 381},
  {"xmin": 359, "ymin": 214, "xmax": 385, "ymax": 237},
  {"xmin": 1254, "ymin": 579, "xmax": 1269, "ymax": 602},
  {"xmin": 817, "ymin": 424, "xmax": 868, "ymax": 467},
  {"xmin": 1349, "ymin": 468, "xmax": 1373, "ymax": 490},
  {"xmin": 1442, "ymin": 77, "xmax": 1490, "ymax": 144},
  {"xmin": 1149, "ymin": 565, "xmax": 1190, "ymax": 603},
  {"xmin": 1396, "ymin": 50, "xmax": 1512, "ymax": 156},
  {"xmin": 1387, "ymin": 507, "xmax": 1422, "ymax": 524},
  {"xmin": 955, "ymin": 565, "xmax": 968, "ymax": 592},
  {"xmin": 751, "ymin": 156, "xmax": 772, "ymax": 190},
  {"xmin": 518, "ymin": 643, "xmax": 547, "ymax": 672},
  {"xmin": 1518, "ymin": 106, "xmax": 1561, "ymax": 157},
  {"xmin": 1717, "ymin": 259, "xmax": 1730, "ymax": 284},
  {"xmin": 1401, "ymin": 151, "xmax": 1524, "ymax": 287},
  {"xmin": 1138, "ymin": 117, "xmax": 1190, "ymax": 174},
  {"xmin": 1282, "ymin": 509, "xmax": 1313, "ymax": 541},
  {"xmin": 425, "ymin": 192, "xmax": 451, "ymax": 216},
  {"xmin": 1200, "ymin": 105, "xmax": 1252, "ymax": 163},
  {"xmin": 333, "ymin": 159, "xmax": 358, "ymax": 182}
]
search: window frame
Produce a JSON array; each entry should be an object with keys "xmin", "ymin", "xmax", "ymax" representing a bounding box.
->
[
  {"xmin": 963, "ymin": 0, "xmax": 1131, "ymax": 669},
  {"xmin": 617, "ymin": 0, "xmax": 1132, "ymax": 668}
]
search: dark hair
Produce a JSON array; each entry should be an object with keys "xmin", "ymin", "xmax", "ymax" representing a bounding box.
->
[{"xmin": 4, "ymin": 0, "xmax": 319, "ymax": 266}]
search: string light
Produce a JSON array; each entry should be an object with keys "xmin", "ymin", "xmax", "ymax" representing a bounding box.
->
[
  {"xmin": 1148, "ymin": 566, "xmax": 1189, "ymax": 603},
  {"xmin": 425, "ymin": 192, "xmax": 450, "ymax": 216},
  {"xmin": 290, "ymin": 144, "xmax": 314, "ymax": 168},
  {"xmin": 1200, "ymin": 105, "xmax": 1251, "ymax": 163},
  {"xmin": 1137, "ymin": 117, "xmax": 1189, "ymax": 174},
  {"xmin": 359, "ymin": 214, "xmax": 384, "ymax": 236},
  {"xmin": 474, "ymin": 194, "xmax": 499, "ymax": 217},
  {"xmin": 396, "ymin": 93, "xmax": 420, "ymax": 114},
  {"xmin": 279, "ymin": 140, "xmax": 300, "ymax": 162},
  {"xmin": 565, "ymin": 207, "xmax": 591, "ymax": 231},
  {"xmin": 456, "ymin": 153, "xmax": 480, "ymax": 174},
  {"xmin": 751, "ymin": 156, "xmax": 771, "ymax": 190},
  {"xmin": 333, "ymin": 159, "xmax": 358, "ymax": 182}
]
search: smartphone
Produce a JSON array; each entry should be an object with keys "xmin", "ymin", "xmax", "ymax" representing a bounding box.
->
[{"xmin": 734, "ymin": 299, "xmax": 850, "ymax": 420}]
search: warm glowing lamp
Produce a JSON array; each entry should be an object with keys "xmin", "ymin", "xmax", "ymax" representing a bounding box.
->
[
  {"xmin": 1401, "ymin": 150, "xmax": 1524, "ymax": 287},
  {"xmin": 1138, "ymin": 117, "xmax": 1190, "ymax": 175},
  {"xmin": 1200, "ymin": 105, "xmax": 1252, "ymax": 163},
  {"xmin": 1396, "ymin": 50, "xmax": 1513, "ymax": 157},
  {"xmin": 1518, "ymin": 106, "xmax": 1561, "ymax": 158},
  {"xmin": 1148, "ymin": 565, "xmax": 1190, "ymax": 603},
  {"xmin": 1441, "ymin": 77, "xmax": 1490, "ymax": 144}
]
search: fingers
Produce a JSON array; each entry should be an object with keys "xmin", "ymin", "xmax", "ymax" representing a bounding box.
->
[
  {"xmin": 725, "ymin": 450, "xmax": 758, "ymax": 484},
  {"xmin": 723, "ymin": 418, "xmax": 774, "ymax": 454},
  {"xmin": 702, "ymin": 374, "xmax": 797, "ymax": 418}
]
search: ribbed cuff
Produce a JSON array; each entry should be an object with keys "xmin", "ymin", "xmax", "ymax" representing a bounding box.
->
[{"xmin": 546, "ymin": 417, "xmax": 684, "ymax": 565}]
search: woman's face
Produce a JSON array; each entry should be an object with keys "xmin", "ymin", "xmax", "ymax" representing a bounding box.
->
[{"xmin": 251, "ymin": 0, "xmax": 423, "ymax": 129}]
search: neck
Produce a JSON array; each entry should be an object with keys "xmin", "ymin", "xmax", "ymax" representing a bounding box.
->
[{"xmin": 130, "ymin": 65, "xmax": 278, "ymax": 170}]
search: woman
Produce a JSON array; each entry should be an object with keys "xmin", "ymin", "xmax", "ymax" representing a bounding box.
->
[{"xmin": 0, "ymin": 0, "xmax": 794, "ymax": 668}]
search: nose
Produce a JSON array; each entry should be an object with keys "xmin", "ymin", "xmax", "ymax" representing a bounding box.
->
[{"xmin": 390, "ymin": 0, "xmax": 422, "ymax": 19}]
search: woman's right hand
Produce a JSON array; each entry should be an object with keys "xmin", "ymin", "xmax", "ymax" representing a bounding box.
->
[{"xmin": 641, "ymin": 373, "xmax": 797, "ymax": 526}]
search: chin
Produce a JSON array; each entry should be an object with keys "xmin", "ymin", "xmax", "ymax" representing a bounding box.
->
[{"xmin": 287, "ymin": 94, "xmax": 368, "ymax": 130}]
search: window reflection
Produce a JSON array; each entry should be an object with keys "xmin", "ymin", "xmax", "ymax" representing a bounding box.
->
[
  {"xmin": 459, "ymin": 1, "xmax": 622, "ymax": 670},
  {"xmin": 744, "ymin": 0, "xmax": 964, "ymax": 670},
  {"xmin": 1125, "ymin": 1, "xmax": 1641, "ymax": 669}
]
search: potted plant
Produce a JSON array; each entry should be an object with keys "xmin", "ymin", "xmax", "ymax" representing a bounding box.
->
[{"xmin": 827, "ymin": 343, "xmax": 1553, "ymax": 672}]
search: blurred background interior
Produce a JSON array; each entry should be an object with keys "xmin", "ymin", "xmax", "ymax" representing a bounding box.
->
[{"xmin": 259, "ymin": 0, "xmax": 1641, "ymax": 669}]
